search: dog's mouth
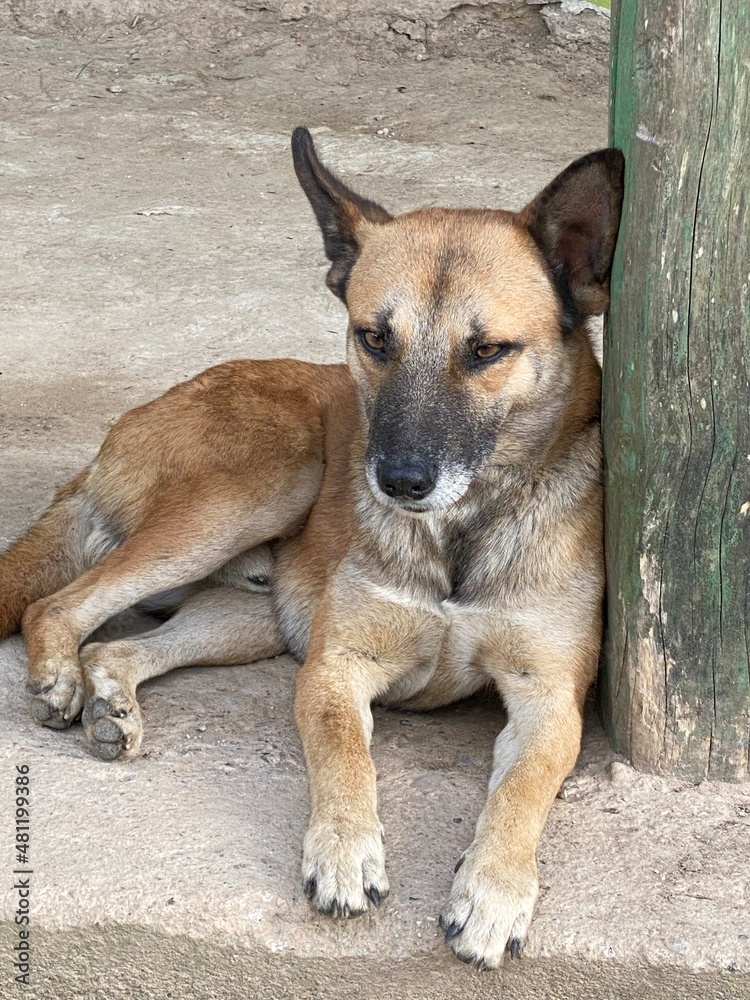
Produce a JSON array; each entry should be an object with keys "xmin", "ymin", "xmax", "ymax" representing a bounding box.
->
[{"xmin": 397, "ymin": 501, "xmax": 429, "ymax": 514}]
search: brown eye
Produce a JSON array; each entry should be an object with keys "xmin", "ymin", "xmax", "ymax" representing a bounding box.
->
[
  {"xmin": 475, "ymin": 343, "xmax": 505, "ymax": 360},
  {"xmin": 360, "ymin": 329, "xmax": 386, "ymax": 353}
]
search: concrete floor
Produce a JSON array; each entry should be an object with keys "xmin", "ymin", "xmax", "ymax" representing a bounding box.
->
[{"xmin": 0, "ymin": 5, "xmax": 748, "ymax": 998}]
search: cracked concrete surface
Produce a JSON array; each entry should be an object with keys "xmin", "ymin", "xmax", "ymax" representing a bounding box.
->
[{"xmin": 0, "ymin": 4, "xmax": 748, "ymax": 998}]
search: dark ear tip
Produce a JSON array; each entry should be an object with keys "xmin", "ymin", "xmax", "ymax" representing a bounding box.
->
[
  {"xmin": 291, "ymin": 125, "xmax": 312, "ymax": 145},
  {"xmin": 291, "ymin": 126, "xmax": 315, "ymax": 166},
  {"xmin": 590, "ymin": 147, "xmax": 625, "ymax": 184},
  {"xmin": 604, "ymin": 146, "xmax": 625, "ymax": 179}
]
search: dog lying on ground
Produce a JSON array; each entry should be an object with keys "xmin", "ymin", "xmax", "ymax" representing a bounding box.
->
[{"xmin": 0, "ymin": 128, "xmax": 624, "ymax": 968}]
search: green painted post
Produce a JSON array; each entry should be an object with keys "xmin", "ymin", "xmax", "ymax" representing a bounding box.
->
[{"xmin": 601, "ymin": 0, "xmax": 750, "ymax": 780}]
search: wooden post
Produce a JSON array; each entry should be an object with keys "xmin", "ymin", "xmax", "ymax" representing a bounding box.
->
[{"xmin": 601, "ymin": 0, "xmax": 750, "ymax": 781}]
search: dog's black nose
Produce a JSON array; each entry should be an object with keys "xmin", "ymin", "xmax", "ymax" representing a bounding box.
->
[{"xmin": 376, "ymin": 458, "xmax": 437, "ymax": 502}]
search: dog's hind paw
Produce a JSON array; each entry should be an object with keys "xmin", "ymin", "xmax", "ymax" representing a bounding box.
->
[
  {"xmin": 302, "ymin": 817, "xmax": 389, "ymax": 919},
  {"xmin": 80, "ymin": 644, "xmax": 143, "ymax": 761},
  {"xmin": 26, "ymin": 658, "xmax": 84, "ymax": 729},
  {"xmin": 439, "ymin": 845, "xmax": 538, "ymax": 969}
]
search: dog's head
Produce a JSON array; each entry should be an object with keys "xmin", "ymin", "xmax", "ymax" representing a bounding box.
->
[{"xmin": 292, "ymin": 127, "xmax": 624, "ymax": 513}]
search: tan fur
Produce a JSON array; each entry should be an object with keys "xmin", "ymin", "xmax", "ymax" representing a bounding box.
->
[{"xmin": 0, "ymin": 131, "xmax": 624, "ymax": 968}]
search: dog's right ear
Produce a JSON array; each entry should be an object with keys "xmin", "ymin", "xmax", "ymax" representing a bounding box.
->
[{"xmin": 292, "ymin": 127, "xmax": 392, "ymax": 300}]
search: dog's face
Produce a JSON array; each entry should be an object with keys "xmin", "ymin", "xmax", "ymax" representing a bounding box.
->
[
  {"xmin": 344, "ymin": 211, "xmax": 566, "ymax": 510},
  {"xmin": 292, "ymin": 129, "xmax": 624, "ymax": 512}
]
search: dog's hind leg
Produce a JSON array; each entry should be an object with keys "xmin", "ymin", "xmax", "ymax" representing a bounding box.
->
[
  {"xmin": 23, "ymin": 474, "xmax": 317, "ymax": 730},
  {"xmin": 78, "ymin": 586, "xmax": 285, "ymax": 760},
  {"xmin": 0, "ymin": 473, "xmax": 92, "ymax": 641}
]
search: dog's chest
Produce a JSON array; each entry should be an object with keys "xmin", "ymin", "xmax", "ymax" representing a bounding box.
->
[
  {"xmin": 371, "ymin": 503, "xmax": 551, "ymax": 705},
  {"xmin": 445, "ymin": 511, "xmax": 528, "ymax": 604},
  {"xmin": 441, "ymin": 472, "xmax": 551, "ymax": 604}
]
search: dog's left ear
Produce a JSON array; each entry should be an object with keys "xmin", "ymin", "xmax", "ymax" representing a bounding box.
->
[
  {"xmin": 519, "ymin": 149, "xmax": 625, "ymax": 328},
  {"xmin": 292, "ymin": 127, "xmax": 392, "ymax": 300}
]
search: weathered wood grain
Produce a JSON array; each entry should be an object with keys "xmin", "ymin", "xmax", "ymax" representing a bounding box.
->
[{"xmin": 601, "ymin": 0, "xmax": 750, "ymax": 780}]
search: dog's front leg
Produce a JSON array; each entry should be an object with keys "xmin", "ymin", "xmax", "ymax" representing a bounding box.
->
[
  {"xmin": 440, "ymin": 665, "xmax": 588, "ymax": 969},
  {"xmin": 295, "ymin": 591, "xmax": 441, "ymax": 919},
  {"xmin": 295, "ymin": 649, "xmax": 387, "ymax": 917}
]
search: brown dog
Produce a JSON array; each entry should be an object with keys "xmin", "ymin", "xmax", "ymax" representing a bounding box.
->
[{"xmin": 0, "ymin": 128, "xmax": 623, "ymax": 968}]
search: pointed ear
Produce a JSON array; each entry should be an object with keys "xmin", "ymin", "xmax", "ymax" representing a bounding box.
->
[
  {"xmin": 519, "ymin": 148, "xmax": 625, "ymax": 328},
  {"xmin": 291, "ymin": 127, "xmax": 392, "ymax": 301}
]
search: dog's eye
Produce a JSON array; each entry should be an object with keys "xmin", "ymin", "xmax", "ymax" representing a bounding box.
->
[
  {"xmin": 474, "ymin": 343, "xmax": 507, "ymax": 361},
  {"xmin": 359, "ymin": 329, "xmax": 386, "ymax": 354}
]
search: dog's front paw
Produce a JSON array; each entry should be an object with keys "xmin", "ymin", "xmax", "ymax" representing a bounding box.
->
[
  {"xmin": 440, "ymin": 845, "xmax": 539, "ymax": 969},
  {"xmin": 302, "ymin": 816, "xmax": 389, "ymax": 918},
  {"xmin": 26, "ymin": 656, "xmax": 84, "ymax": 730}
]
